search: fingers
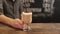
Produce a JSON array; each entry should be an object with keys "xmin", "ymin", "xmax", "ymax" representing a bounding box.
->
[
  {"xmin": 12, "ymin": 20, "xmax": 24, "ymax": 29},
  {"xmin": 15, "ymin": 19, "xmax": 23, "ymax": 24},
  {"xmin": 15, "ymin": 20, "xmax": 24, "ymax": 29}
]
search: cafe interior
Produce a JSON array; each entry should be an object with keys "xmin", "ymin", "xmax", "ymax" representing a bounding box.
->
[{"xmin": 0, "ymin": 0, "xmax": 60, "ymax": 34}]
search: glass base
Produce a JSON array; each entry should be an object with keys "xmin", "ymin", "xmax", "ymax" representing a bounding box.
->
[{"xmin": 23, "ymin": 24, "xmax": 31, "ymax": 31}]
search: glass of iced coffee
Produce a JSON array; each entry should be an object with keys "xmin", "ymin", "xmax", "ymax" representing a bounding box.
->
[{"xmin": 21, "ymin": 10, "xmax": 32, "ymax": 31}]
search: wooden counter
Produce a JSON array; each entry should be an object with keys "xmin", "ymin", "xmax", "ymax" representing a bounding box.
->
[{"xmin": 0, "ymin": 23, "xmax": 60, "ymax": 34}]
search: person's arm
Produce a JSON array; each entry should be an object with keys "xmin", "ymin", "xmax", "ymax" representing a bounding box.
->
[
  {"xmin": 0, "ymin": 14, "xmax": 23, "ymax": 29},
  {"xmin": 0, "ymin": 14, "xmax": 14, "ymax": 25},
  {"xmin": 0, "ymin": 0, "xmax": 24, "ymax": 29},
  {"xmin": 0, "ymin": 0, "xmax": 14, "ymax": 24}
]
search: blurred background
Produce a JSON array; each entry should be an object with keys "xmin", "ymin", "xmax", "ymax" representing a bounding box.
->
[{"xmin": 0, "ymin": 0, "xmax": 60, "ymax": 23}]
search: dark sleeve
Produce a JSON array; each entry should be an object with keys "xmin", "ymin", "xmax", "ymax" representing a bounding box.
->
[
  {"xmin": 14, "ymin": 0, "xmax": 21, "ymax": 19},
  {"xmin": 0, "ymin": 0, "xmax": 3, "ymax": 15}
]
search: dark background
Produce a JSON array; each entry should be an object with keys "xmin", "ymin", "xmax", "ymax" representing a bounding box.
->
[{"xmin": 30, "ymin": 0, "xmax": 60, "ymax": 23}]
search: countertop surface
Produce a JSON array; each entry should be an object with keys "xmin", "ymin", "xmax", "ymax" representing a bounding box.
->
[{"xmin": 0, "ymin": 23, "xmax": 60, "ymax": 34}]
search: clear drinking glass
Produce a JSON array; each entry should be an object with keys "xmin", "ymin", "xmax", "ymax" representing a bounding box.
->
[{"xmin": 21, "ymin": 12, "xmax": 32, "ymax": 31}]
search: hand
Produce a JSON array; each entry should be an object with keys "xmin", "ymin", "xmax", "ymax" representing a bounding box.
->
[
  {"xmin": 9, "ymin": 19, "xmax": 24, "ymax": 29},
  {"xmin": 0, "ymin": 15, "xmax": 24, "ymax": 29},
  {"xmin": 15, "ymin": 19, "xmax": 24, "ymax": 24}
]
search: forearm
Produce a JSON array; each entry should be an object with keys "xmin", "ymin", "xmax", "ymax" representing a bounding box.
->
[{"xmin": 0, "ymin": 15, "xmax": 14, "ymax": 24}]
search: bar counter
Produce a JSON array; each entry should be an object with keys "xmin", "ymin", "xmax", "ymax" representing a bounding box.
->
[{"xmin": 0, "ymin": 23, "xmax": 60, "ymax": 34}]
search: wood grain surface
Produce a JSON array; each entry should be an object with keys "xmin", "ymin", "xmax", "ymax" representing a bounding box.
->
[{"xmin": 0, "ymin": 23, "xmax": 60, "ymax": 34}]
